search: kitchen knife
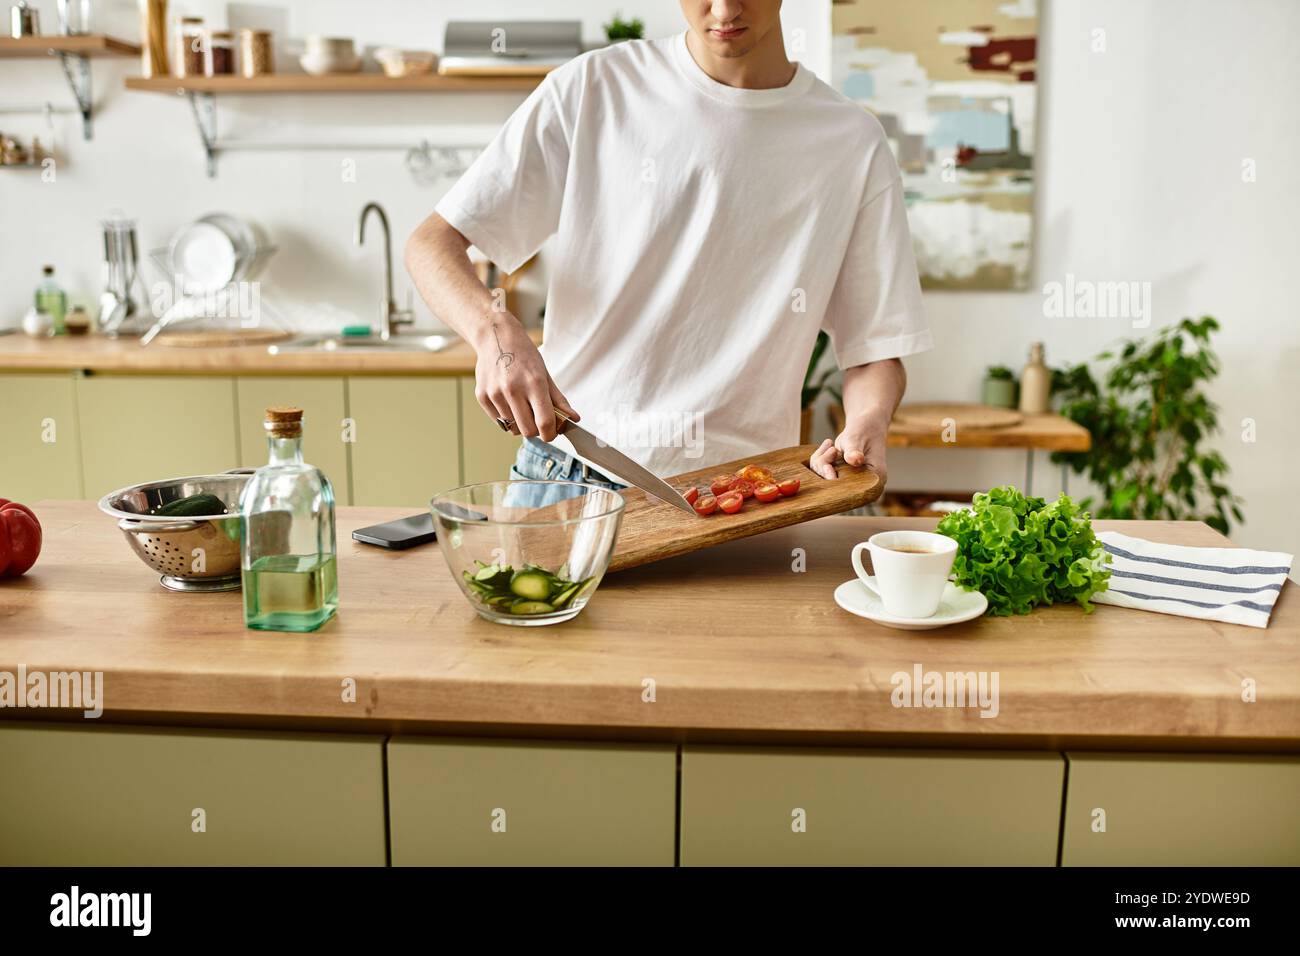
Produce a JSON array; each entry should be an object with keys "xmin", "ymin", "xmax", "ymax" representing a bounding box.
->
[{"xmin": 497, "ymin": 411, "xmax": 698, "ymax": 516}]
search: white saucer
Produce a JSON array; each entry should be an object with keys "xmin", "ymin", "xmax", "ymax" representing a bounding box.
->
[{"xmin": 834, "ymin": 579, "xmax": 988, "ymax": 630}]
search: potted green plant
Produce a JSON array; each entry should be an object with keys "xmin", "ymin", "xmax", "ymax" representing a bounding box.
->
[
  {"xmin": 982, "ymin": 365, "xmax": 1017, "ymax": 408},
  {"xmin": 801, "ymin": 330, "xmax": 837, "ymax": 443},
  {"xmin": 1051, "ymin": 316, "xmax": 1244, "ymax": 534},
  {"xmin": 604, "ymin": 14, "xmax": 645, "ymax": 43}
]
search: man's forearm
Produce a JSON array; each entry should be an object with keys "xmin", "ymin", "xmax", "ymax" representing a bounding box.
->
[
  {"xmin": 842, "ymin": 358, "xmax": 906, "ymax": 429},
  {"xmin": 403, "ymin": 212, "xmax": 518, "ymax": 350}
]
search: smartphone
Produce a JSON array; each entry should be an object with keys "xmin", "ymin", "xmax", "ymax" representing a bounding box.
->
[
  {"xmin": 352, "ymin": 505, "xmax": 488, "ymax": 550},
  {"xmin": 352, "ymin": 513, "xmax": 437, "ymax": 550}
]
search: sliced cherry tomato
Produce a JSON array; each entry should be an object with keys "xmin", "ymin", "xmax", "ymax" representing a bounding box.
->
[
  {"xmin": 709, "ymin": 474, "xmax": 737, "ymax": 496},
  {"xmin": 754, "ymin": 482, "xmax": 781, "ymax": 503},
  {"xmin": 683, "ymin": 486, "xmax": 700, "ymax": 506},
  {"xmin": 737, "ymin": 464, "xmax": 775, "ymax": 486},
  {"xmin": 716, "ymin": 490, "xmax": 744, "ymax": 514},
  {"xmin": 693, "ymin": 493, "xmax": 718, "ymax": 516},
  {"xmin": 778, "ymin": 478, "xmax": 801, "ymax": 497},
  {"xmin": 728, "ymin": 477, "xmax": 755, "ymax": 499}
]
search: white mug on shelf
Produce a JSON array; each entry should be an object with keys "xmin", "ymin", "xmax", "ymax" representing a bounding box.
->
[{"xmin": 850, "ymin": 530, "xmax": 957, "ymax": 619}]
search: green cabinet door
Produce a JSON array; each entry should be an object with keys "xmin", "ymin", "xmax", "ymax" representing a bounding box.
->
[
  {"xmin": 347, "ymin": 376, "xmax": 459, "ymax": 506},
  {"xmin": 1061, "ymin": 753, "xmax": 1300, "ymax": 866},
  {"xmin": 0, "ymin": 372, "xmax": 82, "ymax": 501},
  {"xmin": 388, "ymin": 737, "xmax": 677, "ymax": 866},
  {"xmin": 236, "ymin": 376, "xmax": 351, "ymax": 504},
  {"xmin": 459, "ymin": 376, "xmax": 521, "ymax": 484},
  {"xmin": 0, "ymin": 723, "xmax": 386, "ymax": 865},
  {"xmin": 77, "ymin": 375, "xmax": 239, "ymax": 498},
  {"xmin": 681, "ymin": 747, "xmax": 1064, "ymax": 866}
]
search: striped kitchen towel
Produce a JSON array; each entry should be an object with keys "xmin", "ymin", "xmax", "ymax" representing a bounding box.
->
[{"xmin": 1094, "ymin": 531, "xmax": 1294, "ymax": 629}]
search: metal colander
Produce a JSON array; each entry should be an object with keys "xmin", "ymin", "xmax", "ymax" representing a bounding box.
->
[{"xmin": 98, "ymin": 473, "xmax": 249, "ymax": 592}]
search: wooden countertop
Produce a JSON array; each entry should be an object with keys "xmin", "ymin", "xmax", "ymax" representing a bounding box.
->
[
  {"xmin": 887, "ymin": 412, "xmax": 1090, "ymax": 452},
  {"xmin": 2, "ymin": 502, "xmax": 1296, "ymax": 750},
  {"xmin": 0, "ymin": 332, "xmax": 504, "ymax": 375}
]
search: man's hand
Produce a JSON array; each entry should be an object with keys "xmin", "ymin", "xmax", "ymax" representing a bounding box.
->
[
  {"xmin": 473, "ymin": 311, "xmax": 578, "ymax": 442},
  {"xmin": 809, "ymin": 358, "xmax": 905, "ymax": 483},
  {"xmin": 809, "ymin": 416, "xmax": 889, "ymax": 484}
]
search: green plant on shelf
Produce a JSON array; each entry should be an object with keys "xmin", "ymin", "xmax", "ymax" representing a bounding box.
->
[
  {"xmin": 604, "ymin": 14, "xmax": 645, "ymax": 41},
  {"xmin": 1050, "ymin": 316, "xmax": 1243, "ymax": 534},
  {"xmin": 985, "ymin": 364, "xmax": 1015, "ymax": 381}
]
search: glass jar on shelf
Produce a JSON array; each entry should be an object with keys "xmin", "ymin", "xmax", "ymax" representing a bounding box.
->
[
  {"xmin": 238, "ymin": 28, "xmax": 273, "ymax": 77},
  {"xmin": 176, "ymin": 16, "xmax": 206, "ymax": 78},
  {"xmin": 207, "ymin": 30, "xmax": 234, "ymax": 75}
]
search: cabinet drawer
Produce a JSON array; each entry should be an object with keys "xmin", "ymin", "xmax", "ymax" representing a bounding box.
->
[
  {"xmin": 458, "ymin": 376, "xmax": 521, "ymax": 484},
  {"xmin": 347, "ymin": 377, "xmax": 459, "ymax": 506},
  {"xmin": 681, "ymin": 747, "xmax": 1064, "ymax": 866},
  {"xmin": 0, "ymin": 372, "xmax": 82, "ymax": 500},
  {"xmin": 388, "ymin": 737, "xmax": 676, "ymax": 866},
  {"xmin": 77, "ymin": 375, "xmax": 238, "ymax": 498},
  {"xmin": 0, "ymin": 724, "xmax": 386, "ymax": 865},
  {"xmin": 236, "ymin": 376, "xmax": 350, "ymax": 503},
  {"xmin": 1061, "ymin": 753, "xmax": 1300, "ymax": 865}
]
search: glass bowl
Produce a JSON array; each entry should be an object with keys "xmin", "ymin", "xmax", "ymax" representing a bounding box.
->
[{"xmin": 430, "ymin": 481, "xmax": 626, "ymax": 626}]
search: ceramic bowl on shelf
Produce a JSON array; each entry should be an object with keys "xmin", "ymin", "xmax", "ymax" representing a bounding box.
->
[
  {"xmin": 431, "ymin": 481, "xmax": 625, "ymax": 626},
  {"xmin": 374, "ymin": 47, "xmax": 437, "ymax": 77},
  {"xmin": 299, "ymin": 36, "xmax": 361, "ymax": 75}
]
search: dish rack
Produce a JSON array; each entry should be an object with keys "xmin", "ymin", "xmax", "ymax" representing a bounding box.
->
[{"xmin": 140, "ymin": 243, "xmax": 288, "ymax": 345}]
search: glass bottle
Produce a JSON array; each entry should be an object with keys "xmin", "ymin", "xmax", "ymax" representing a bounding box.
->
[
  {"xmin": 35, "ymin": 265, "xmax": 67, "ymax": 336},
  {"xmin": 240, "ymin": 406, "xmax": 338, "ymax": 632},
  {"xmin": 1018, "ymin": 341, "xmax": 1051, "ymax": 414}
]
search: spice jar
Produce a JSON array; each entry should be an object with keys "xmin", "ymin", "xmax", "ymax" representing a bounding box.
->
[
  {"xmin": 176, "ymin": 16, "xmax": 206, "ymax": 78},
  {"xmin": 239, "ymin": 28, "xmax": 273, "ymax": 77},
  {"xmin": 207, "ymin": 30, "xmax": 234, "ymax": 75}
]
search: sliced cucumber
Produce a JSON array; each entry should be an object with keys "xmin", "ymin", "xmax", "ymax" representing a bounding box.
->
[
  {"xmin": 509, "ymin": 570, "xmax": 552, "ymax": 601},
  {"xmin": 510, "ymin": 599, "xmax": 555, "ymax": 615},
  {"xmin": 551, "ymin": 582, "xmax": 581, "ymax": 609}
]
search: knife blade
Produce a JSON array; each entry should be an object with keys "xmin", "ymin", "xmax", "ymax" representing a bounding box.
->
[{"xmin": 496, "ymin": 411, "xmax": 697, "ymax": 516}]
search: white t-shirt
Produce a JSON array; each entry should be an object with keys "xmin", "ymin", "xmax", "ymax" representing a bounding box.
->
[{"xmin": 436, "ymin": 32, "xmax": 931, "ymax": 478}]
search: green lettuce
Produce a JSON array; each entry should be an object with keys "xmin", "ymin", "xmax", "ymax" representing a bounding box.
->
[{"xmin": 936, "ymin": 486, "xmax": 1111, "ymax": 616}]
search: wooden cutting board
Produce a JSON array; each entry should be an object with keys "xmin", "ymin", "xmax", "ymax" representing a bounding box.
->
[
  {"xmin": 892, "ymin": 402, "xmax": 1023, "ymax": 431},
  {"xmin": 606, "ymin": 444, "xmax": 883, "ymax": 573}
]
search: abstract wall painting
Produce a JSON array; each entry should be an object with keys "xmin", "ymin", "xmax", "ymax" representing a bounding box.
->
[{"xmin": 832, "ymin": 0, "xmax": 1038, "ymax": 290}]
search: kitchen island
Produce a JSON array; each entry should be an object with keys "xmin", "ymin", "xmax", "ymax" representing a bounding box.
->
[{"xmin": 0, "ymin": 502, "xmax": 1296, "ymax": 866}]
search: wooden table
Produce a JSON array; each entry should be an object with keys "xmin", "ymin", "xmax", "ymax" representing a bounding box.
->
[
  {"xmin": 2, "ymin": 501, "xmax": 1294, "ymax": 750},
  {"xmin": 836, "ymin": 405, "xmax": 1092, "ymax": 495}
]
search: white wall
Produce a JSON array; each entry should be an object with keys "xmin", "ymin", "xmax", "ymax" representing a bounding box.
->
[
  {"xmin": 847, "ymin": 0, "xmax": 1299, "ymax": 558},
  {"xmin": 2, "ymin": 0, "xmax": 1295, "ymax": 555}
]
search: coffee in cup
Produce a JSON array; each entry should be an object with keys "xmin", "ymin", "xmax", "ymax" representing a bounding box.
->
[{"xmin": 851, "ymin": 530, "xmax": 957, "ymax": 618}]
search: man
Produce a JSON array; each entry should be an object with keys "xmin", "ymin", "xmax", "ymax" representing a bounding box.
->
[{"xmin": 406, "ymin": 1, "xmax": 931, "ymax": 498}]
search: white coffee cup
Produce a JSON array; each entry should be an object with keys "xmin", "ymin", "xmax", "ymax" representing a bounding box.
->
[{"xmin": 851, "ymin": 530, "xmax": 957, "ymax": 619}]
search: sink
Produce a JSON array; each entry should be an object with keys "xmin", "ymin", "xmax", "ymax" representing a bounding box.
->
[{"xmin": 269, "ymin": 333, "xmax": 459, "ymax": 354}]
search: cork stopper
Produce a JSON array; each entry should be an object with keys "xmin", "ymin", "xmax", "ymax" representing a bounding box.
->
[{"xmin": 265, "ymin": 406, "xmax": 303, "ymax": 437}]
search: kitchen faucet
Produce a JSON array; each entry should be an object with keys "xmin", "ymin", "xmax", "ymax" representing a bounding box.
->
[{"xmin": 357, "ymin": 202, "xmax": 415, "ymax": 341}]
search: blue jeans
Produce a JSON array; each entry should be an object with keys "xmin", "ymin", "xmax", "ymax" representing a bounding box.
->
[{"xmin": 506, "ymin": 437, "xmax": 626, "ymax": 509}]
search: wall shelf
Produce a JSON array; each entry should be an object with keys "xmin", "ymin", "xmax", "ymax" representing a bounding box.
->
[
  {"xmin": 124, "ymin": 73, "xmax": 543, "ymax": 94},
  {"xmin": 0, "ymin": 35, "xmax": 141, "ymax": 139},
  {"xmin": 123, "ymin": 72, "xmax": 542, "ymax": 177}
]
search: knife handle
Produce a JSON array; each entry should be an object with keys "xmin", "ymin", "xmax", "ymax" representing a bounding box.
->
[{"xmin": 495, "ymin": 410, "xmax": 573, "ymax": 435}]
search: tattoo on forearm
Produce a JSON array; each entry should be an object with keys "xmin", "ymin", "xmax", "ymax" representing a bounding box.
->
[{"xmin": 491, "ymin": 323, "xmax": 514, "ymax": 370}]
